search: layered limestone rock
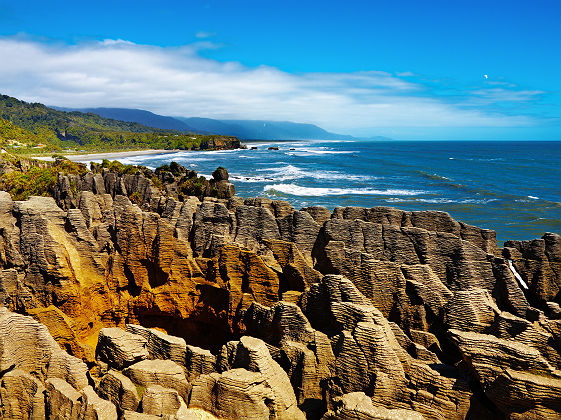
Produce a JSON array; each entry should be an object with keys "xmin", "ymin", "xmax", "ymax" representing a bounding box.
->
[
  {"xmin": 0, "ymin": 308, "xmax": 89, "ymax": 390},
  {"xmin": 190, "ymin": 335, "xmax": 305, "ymax": 419},
  {"xmin": 126, "ymin": 324, "xmax": 187, "ymax": 366},
  {"xmin": 96, "ymin": 327, "xmax": 149, "ymax": 370},
  {"xmin": 504, "ymin": 233, "xmax": 561, "ymax": 305},
  {"xmin": 53, "ymin": 163, "xmax": 238, "ymax": 211},
  {"xmin": 1, "ymin": 173, "xmax": 561, "ymax": 419},
  {"xmin": 243, "ymin": 301, "xmax": 335, "ymax": 416},
  {"xmin": 0, "ymin": 369, "xmax": 45, "ymax": 419},
  {"xmin": 216, "ymin": 336, "xmax": 305, "ymax": 419},
  {"xmin": 140, "ymin": 385, "xmax": 189, "ymax": 417},
  {"xmin": 303, "ymin": 274, "xmax": 472, "ymax": 419},
  {"xmin": 122, "ymin": 359, "xmax": 190, "ymax": 402},
  {"xmin": 322, "ymin": 392, "xmax": 424, "ymax": 420},
  {"xmin": 97, "ymin": 370, "xmax": 141, "ymax": 412},
  {"xmin": 190, "ymin": 368, "xmax": 280, "ymax": 419}
]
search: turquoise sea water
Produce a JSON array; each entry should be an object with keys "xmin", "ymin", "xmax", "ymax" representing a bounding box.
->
[{"xmin": 92, "ymin": 140, "xmax": 561, "ymax": 243}]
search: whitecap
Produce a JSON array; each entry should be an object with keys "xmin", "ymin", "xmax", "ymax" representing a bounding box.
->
[
  {"xmin": 528, "ymin": 195, "xmax": 539, "ymax": 200},
  {"xmin": 254, "ymin": 165, "xmax": 377, "ymax": 182},
  {"xmin": 385, "ymin": 197, "xmax": 499, "ymax": 204},
  {"xmin": 229, "ymin": 174, "xmax": 276, "ymax": 183},
  {"xmin": 305, "ymin": 139, "xmax": 357, "ymax": 144},
  {"xmin": 199, "ymin": 149, "xmax": 244, "ymax": 155},
  {"xmin": 264, "ymin": 184, "xmax": 425, "ymax": 196},
  {"xmin": 287, "ymin": 149, "xmax": 358, "ymax": 156}
]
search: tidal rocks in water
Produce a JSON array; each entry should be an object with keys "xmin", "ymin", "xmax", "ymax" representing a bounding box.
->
[{"xmin": 211, "ymin": 166, "xmax": 229, "ymax": 181}]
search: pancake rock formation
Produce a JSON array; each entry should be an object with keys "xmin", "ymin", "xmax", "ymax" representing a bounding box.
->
[{"xmin": 0, "ymin": 163, "xmax": 561, "ymax": 419}]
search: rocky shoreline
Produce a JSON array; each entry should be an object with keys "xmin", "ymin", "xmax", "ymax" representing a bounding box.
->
[{"xmin": 0, "ymin": 161, "xmax": 560, "ymax": 419}]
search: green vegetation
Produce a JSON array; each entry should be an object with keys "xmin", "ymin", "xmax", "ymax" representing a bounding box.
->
[
  {"xmin": 0, "ymin": 94, "xmax": 241, "ymax": 154},
  {"xmin": 154, "ymin": 161, "xmax": 185, "ymax": 177},
  {"xmin": 0, "ymin": 117, "xmax": 46, "ymax": 151},
  {"xmin": 1, "ymin": 166, "xmax": 58, "ymax": 200},
  {"xmin": 153, "ymin": 161, "xmax": 211, "ymax": 198},
  {"xmin": 0, "ymin": 156, "xmax": 87, "ymax": 201},
  {"xmin": 99, "ymin": 158, "xmax": 137, "ymax": 175},
  {"xmin": 177, "ymin": 173, "xmax": 209, "ymax": 198},
  {"xmin": 0, "ymin": 149, "xmax": 232, "ymax": 203},
  {"xmin": 129, "ymin": 191, "xmax": 143, "ymax": 205}
]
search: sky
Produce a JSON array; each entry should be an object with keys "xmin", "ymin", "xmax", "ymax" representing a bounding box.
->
[{"xmin": 0, "ymin": 0, "xmax": 559, "ymax": 140}]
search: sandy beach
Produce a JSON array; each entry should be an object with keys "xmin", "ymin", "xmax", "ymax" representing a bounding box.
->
[{"xmin": 32, "ymin": 149, "xmax": 179, "ymax": 162}]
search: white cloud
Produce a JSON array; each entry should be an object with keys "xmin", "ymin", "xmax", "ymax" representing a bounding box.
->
[
  {"xmin": 195, "ymin": 31, "xmax": 216, "ymax": 39},
  {"xmin": 471, "ymin": 88, "xmax": 545, "ymax": 102},
  {"xmin": 100, "ymin": 39, "xmax": 136, "ymax": 46},
  {"xmin": 0, "ymin": 37, "xmax": 536, "ymax": 134}
]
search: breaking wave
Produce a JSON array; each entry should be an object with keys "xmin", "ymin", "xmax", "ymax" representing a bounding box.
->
[{"xmin": 264, "ymin": 184, "xmax": 425, "ymax": 196}]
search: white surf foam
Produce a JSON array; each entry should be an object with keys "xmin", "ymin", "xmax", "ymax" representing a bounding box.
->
[
  {"xmin": 264, "ymin": 184, "xmax": 425, "ymax": 196},
  {"xmin": 230, "ymin": 174, "xmax": 277, "ymax": 183},
  {"xmin": 386, "ymin": 197, "xmax": 499, "ymax": 204},
  {"xmin": 287, "ymin": 148, "xmax": 358, "ymax": 156},
  {"xmin": 254, "ymin": 165, "xmax": 376, "ymax": 182}
]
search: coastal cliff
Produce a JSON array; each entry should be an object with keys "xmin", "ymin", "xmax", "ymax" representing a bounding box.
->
[{"xmin": 0, "ymin": 161, "xmax": 561, "ymax": 419}]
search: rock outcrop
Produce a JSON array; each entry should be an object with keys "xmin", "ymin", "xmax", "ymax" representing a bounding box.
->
[
  {"xmin": 53, "ymin": 161, "xmax": 237, "ymax": 212},
  {"xmin": 1, "ymin": 165, "xmax": 561, "ymax": 418}
]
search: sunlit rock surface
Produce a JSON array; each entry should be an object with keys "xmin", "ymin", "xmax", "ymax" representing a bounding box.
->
[{"xmin": 1, "ymin": 177, "xmax": 560, "ymax": 418}]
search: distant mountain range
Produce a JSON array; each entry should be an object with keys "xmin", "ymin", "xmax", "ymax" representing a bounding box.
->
[
  {"xmin": 71, "ymin": 107, "xmax": 196, "ymax": 132},
  {"xmin": 61, "ymin": 107, "xmax": 383, "ymax": 141},
  {"xmin": 176, "ymin": 117, "xmax": 356, "ymax": 141}
]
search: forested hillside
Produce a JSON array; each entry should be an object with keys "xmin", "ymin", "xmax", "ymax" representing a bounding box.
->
[{"xmin": 0, "ymin": 95, "xmax": 241, "ymax": 153}]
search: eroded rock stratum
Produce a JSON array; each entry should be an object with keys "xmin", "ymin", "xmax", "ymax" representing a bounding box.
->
[{"xmin": 1, "ymin": 177, "xmax": 560, "ymax": 419}]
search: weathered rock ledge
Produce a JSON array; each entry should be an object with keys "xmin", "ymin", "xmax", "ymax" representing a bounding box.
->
[{"xmin": 0, "ymin": 165, "xmax": 560, "ymax": 419}]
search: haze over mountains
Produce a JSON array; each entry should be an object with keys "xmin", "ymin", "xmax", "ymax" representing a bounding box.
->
[{"xmin": 63, "ymin": 107, "xmax": 381, "ymax": 141}]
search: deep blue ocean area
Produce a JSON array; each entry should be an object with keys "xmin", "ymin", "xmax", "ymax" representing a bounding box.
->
[{"xmin": 90, "ymin": 140, "xmax": 561, "ymax": 244}]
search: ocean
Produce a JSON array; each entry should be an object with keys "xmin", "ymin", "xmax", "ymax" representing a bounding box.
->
[{"xmin": 88, "ymin": 140, "xmax": 561, "ymax": 244}]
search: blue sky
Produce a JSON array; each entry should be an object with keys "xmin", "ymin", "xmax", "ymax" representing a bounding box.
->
[{"xmin": 0, "ymin": 0, "xmax": 559, "ymax": 139}]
